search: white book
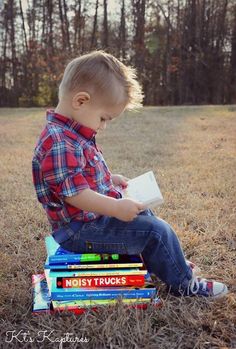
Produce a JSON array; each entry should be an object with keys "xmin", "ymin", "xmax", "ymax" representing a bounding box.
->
[{"xmin": 124, "ymin": 171, "xmax": 164, "ymax": 207}]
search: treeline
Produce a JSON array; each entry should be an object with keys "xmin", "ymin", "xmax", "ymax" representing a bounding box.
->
[{"xmin": 0, "ymin": 0, "xmax": 236, "ymax": 107}]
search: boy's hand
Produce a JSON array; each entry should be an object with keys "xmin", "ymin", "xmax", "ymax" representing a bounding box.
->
[
  {"xmin": 111, "ymin": 174, "xmax": 129, "ymax": 189},
  {"xmin": 114, "ymin": 198, "xmax": 146, "ymax": 222}
]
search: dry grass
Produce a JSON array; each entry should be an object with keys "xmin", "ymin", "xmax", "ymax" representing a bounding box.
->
[{"xmin": 0, "ymin": 106, "xmax": 235, "ymax": 349}]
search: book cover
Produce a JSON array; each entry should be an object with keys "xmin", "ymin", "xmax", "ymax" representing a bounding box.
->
[
  {"xmin": 124, "ymin": 171, "xmax": 164, "ymax": 207},
  {"xmin": 49, "ymin": 284, "xmax": 157, "ymax": 301},
  {"xmin": 55, "ymin": 274, "xmax": 145, "ymax": 288},
  {"xmin": 45, "ymin": 235, "xmax": 119, "ymax": 264},
  {"xmin": 32, "ymin": 274, "xmax": 51, "ymax": 313},
  {"xmin": 32, "ymin": 274, "xmax": 89, "ymax": 315}
]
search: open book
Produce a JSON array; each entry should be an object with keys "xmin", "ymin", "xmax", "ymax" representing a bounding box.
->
[{"xmin": 124, "ymin": 171, "xmax": 164, "ymax": 208}]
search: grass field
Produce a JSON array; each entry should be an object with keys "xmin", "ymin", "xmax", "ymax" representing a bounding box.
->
[{"xmin": 0, "ymin": 106, "xmax": 235, "ymax": 349}]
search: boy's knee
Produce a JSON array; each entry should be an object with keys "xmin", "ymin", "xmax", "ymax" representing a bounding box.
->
[{"xmin": 150, "ymin": 217, "xmax": 175, "ymax": 240}]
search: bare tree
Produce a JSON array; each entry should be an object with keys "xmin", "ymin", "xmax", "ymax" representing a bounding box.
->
[
  {"xmin": 102, "ymin": 0, "xmax": 108, "ymax": 48},
  {"xmin": 46, "ymin": 0, "xmax": 54, "ymax": 53},
  {"xmin": 119, "ymin": 0, "xmax": 126, "ymax": 59},
  {"xmin": 132, "ymin": 0, "xmax": 146, "ymax": 102},
  {"xmin": 229, "ymin": 4, "xmax": 236, "ymax": 103},
  {"xmin": 19, "ymin": 0, "xmax": 28, "ymax": 52},
  {"xmin": 58, "ymin": 0, "xmax": 66, "ymax": 49},
  {"xmin": 0, "ymin": 3, "xmax": 9, "ymax": 105},
  {"xmin": 91, "ymin": 0, "xmax": 99, "ymax": 49},
  {"xmin": 73, "ymin": 0, "xmax": 82, "ymax": 52},
  {"xmin": 63, "ymin": 0, "xmax": 71, "ymax": 52},
  {"xmin": 8, "ymin": 0, "xmax": 18, "ymax": 106}
]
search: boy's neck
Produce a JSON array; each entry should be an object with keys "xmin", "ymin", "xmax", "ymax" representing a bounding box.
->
[{"xmin": 54, "ymin": 101, "xmax": 73, "ymax": 120}]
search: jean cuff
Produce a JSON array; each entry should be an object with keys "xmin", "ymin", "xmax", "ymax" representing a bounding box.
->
[{"xmin": 176, "ymin": 265, "xmax": 193, "ymax": 291}]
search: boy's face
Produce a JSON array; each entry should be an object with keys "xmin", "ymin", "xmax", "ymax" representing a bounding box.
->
[
  {"xmin": 84, "ymin": 103, "xmax": 125, "ymax": 132},
  {"xmin": 71, "ymin": 92, "xmax": 126, "ymax": 132}
]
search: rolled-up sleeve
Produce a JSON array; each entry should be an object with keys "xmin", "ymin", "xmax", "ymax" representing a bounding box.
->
[{"xmin": 41, "ymin": 141, "xmax": 89, "ymax": 198}]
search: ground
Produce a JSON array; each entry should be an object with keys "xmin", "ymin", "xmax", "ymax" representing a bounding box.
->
[{"xmin": 0, "ymin": 106, "xmax": 235, "ymax": 349}]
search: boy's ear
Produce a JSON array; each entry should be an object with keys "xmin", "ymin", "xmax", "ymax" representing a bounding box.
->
[{"xmin": 72, "ymin": 92, "xmax": 90, "ymax": 109}]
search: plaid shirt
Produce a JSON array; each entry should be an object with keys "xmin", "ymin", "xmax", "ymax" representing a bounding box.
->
[{"xmin": 32, "ymin": 110, "xmax": 121, "ymax": 230}]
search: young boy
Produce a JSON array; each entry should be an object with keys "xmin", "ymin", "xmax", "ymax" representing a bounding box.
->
[{"xmin": 32, "ymin": 51, "xmax": 228, "ymax": 297}]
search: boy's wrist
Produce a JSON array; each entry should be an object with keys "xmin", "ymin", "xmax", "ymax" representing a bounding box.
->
[{"xmin": 109, "ymin": 197, "xmax": 119, "ymax": 217}]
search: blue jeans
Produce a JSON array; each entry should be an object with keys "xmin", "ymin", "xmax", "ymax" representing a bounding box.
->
[{"xmin": 52, "ymin": 210, "xmax": 193, "ymax": 292}]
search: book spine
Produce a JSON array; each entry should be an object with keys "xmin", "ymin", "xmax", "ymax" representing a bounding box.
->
[
  {"xmin": 51, "ymin": 288, "xmax": 157, "ymax": 301},
  {"xmin": 67, "ymin": 263, "xmax": 143, "ymax": 269},
  {"xmin": 56, "ymin": 275, "xmax": 145, "ymax": 288},
  {"xmin": 49, "ymin": 255, "xmax": 101, "ymax": 264},
  {"xmin": 51, "ymin": 297, "xmax": 158, "ymax": 309},
  {"xmin": 49, "ymin": 253, "xmax": 119, "ymax": 264},
  {"xmin": 48, "ymin": 269, "xmax": 146, "ymax": 278},
  {"xmin": 45, "ymin": 263, "xmax": 143, "ymax": 270}
]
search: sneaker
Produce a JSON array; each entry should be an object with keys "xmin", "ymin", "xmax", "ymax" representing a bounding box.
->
[{"xmin": 184, "ymin": 276, "xmax": 228, "ymax": 298}]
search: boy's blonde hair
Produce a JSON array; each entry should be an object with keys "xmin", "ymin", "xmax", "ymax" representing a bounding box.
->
[{"xmin": 59, "ymin": 51, "xmax": 143, "ymax": 109}]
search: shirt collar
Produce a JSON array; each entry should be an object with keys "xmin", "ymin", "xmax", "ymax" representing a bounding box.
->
[{"xmin": 46, "ymin": 109, "xmax": 97, "ymax": 140}]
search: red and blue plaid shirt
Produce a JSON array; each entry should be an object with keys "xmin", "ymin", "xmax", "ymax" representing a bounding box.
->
[{"xmin": 32, "ymin": 110, "xmax": 121, "ymax": 230}]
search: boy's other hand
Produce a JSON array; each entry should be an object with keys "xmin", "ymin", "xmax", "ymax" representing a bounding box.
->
[
  {"xmin": 115, "ymin": 198, "xmax": 146, "ymax": 222},
  {"xmin": 111, "ymin": 174, "xmax": 129, "ymax": 189}
]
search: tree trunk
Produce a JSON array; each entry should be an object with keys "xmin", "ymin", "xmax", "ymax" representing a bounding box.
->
[
  {"xmin": 9, "ymin": 0, "xmax": 18, "ymax": 106},
  {"xmin": 58, "ymin": 0, "xmax": 66, "ymax": 49},
  {"xmin": 119, "ymin": 0, "xmax": 126, "ymax": 59},
  {"xmin": 0, "ymin": 3, "xmax": 8, "ymax": 105},
  {"xmin": 47, "ymin": 0, "xmax": 54, "ymax": 53},
  {"xmin": 230, "ymin": 5, "xmax": 236, "ymax": 103},
  {"xmin": 132, "ymin": 0, "xmax": 146, "ymax": 95},
  {"xmin": 91, "ymin": 0, "xmax": 99, "ymax": 49},
  {"xmin": 73, "ymin": 0, "xmax": 82, "ymax": 52},
  {"xmin": 102, "ymin": 0, "xmax": 108, "ymax": 48},
  {"xmin": 19, "ymin": 0, "xmax": 28, "ymax": 52},
  {"xmin": 63, "ymin": 0, "xmax": 71, "ymax": 52}
]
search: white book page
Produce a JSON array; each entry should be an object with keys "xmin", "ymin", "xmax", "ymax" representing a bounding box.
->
[{"xmin": 124, "ymin": 171, "xmax": 164, "ymax": 207}]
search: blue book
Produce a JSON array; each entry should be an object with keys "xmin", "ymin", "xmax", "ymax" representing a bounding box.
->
[
  {"xmin": 45, "ymin": 236, "xmax": 119, "ymax": 265},
  {"xmin": 47, "ymin": 268, "xmax": 147, "ymax": 278},
  {"xmin": 44, "ymin": 255, "xmax": 143, "ymax": 270},
  {"xmin": 49, "ymin": 284, "xmax": 157, "ymax": 301}
]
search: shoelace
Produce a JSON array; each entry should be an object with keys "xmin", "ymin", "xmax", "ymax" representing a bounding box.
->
[
  {"xmin": 186, "ymin": 277, "xmax": 208, "ymax": 296},
  {"xmin": 187, "ymin": 276, "xmax": 200, "ymax": 296}
]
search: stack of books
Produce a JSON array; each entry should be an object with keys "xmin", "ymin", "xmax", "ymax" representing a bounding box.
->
[{"xmin": 32, "ymin": 235, "xmax": 161, "ymax": 315}]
